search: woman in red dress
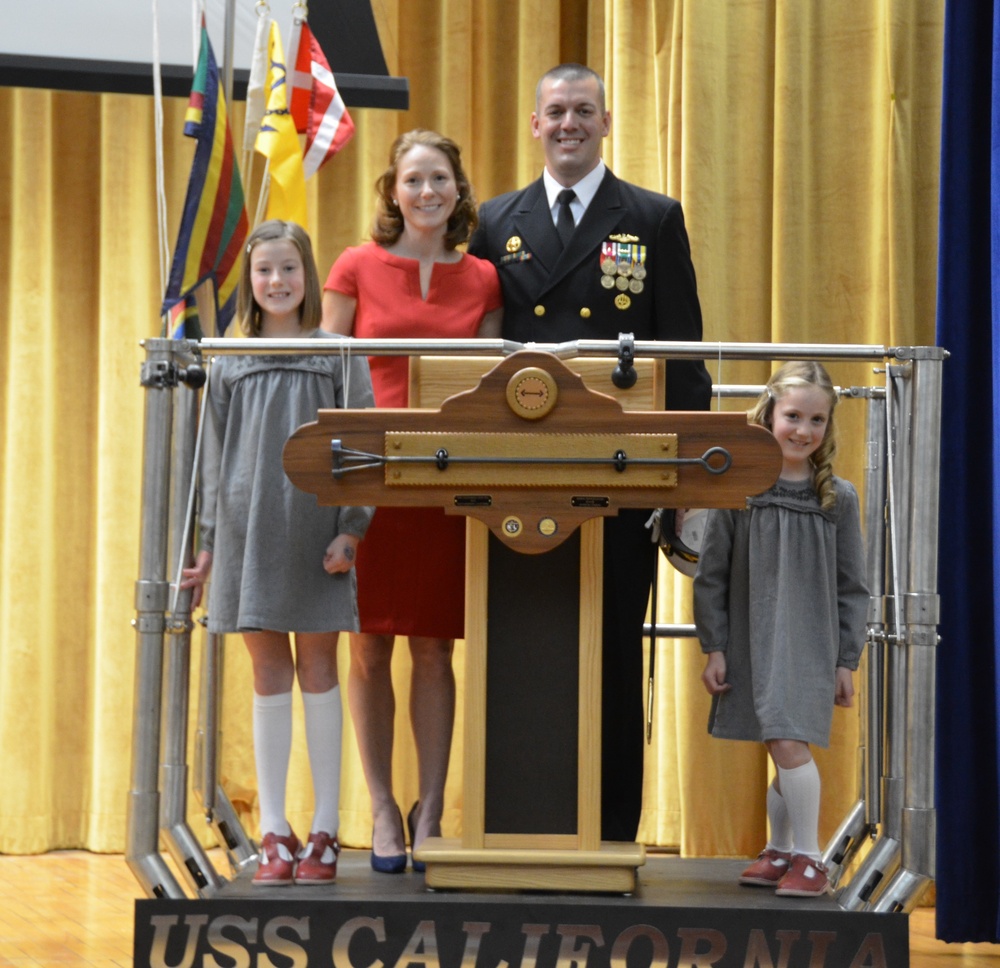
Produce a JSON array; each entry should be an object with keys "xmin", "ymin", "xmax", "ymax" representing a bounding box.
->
[{"xmin": 322, "ymin": 129, "xmax": 502, "ymax": 872}]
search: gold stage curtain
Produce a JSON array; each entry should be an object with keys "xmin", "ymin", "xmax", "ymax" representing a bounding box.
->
[{"xmin": 0, "ymin": 0, "xmax": 943, "ymax": 856}]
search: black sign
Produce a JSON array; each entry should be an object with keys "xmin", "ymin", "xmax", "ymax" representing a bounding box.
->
[{"xmin": 134, "ymin": 894, "xmax": 908, "ymax": 968}]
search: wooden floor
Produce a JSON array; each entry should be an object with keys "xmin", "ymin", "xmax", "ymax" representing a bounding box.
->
[{"xmin": 0, "ymin": 850, "xmax": 997, "ymax": 967}]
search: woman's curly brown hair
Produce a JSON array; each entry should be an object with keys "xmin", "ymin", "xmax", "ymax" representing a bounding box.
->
[
  {"xmin": 371, "ymin": 129, "xmax": 478, "ymax": 250},
  {"xmin": 748, "ymin": 360, "xmax": 839, "ymax": 510}
]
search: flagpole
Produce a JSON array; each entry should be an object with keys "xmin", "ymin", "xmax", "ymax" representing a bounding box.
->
[
  {"xmin": 222, "ymin": 0, "xmax": 236, "ymax": 103},
  {"xmin": 255, "ymin": 164, "xmax": 271, "ymax": 226}
]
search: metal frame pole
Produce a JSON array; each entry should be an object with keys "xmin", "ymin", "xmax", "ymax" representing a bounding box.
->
[
  {"xmin": 194, "ymin": 628, "xmax": 259, "ymax": 872},
  {"xmin": 192, "ymin": 626, "xmax": 217, "ymax": 814},
  {"xmin": 159, "ymin": 376, "xmax": 225, "ymax": 895},
  {"xmin": 126, "ymin": 338, "xmax": 186, "ymax": 899},
  {"xmin": 824, "ymin": 387, "xmax": 888, "ymax": 887},
  {"xmin": 195, "ymin": 336, "xmax": 892, "ymax": 363},
  {"xmin": 862, "ymin": 389, "xmax": 889, "ymax": 832},
  {"xmin": 185, "ymin": 365, "xmax": 257, "ymax": 873},
  {"xmin": 872, "ymin": 350, "xmax": 943, "ymax": 913},
  {"xmin": 839, "ymin": 364, "xmax": 913, "ymax": 909}
]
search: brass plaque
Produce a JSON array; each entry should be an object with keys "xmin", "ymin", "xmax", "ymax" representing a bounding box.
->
[{"xmin": 383, "ymin": 432, "xmax": 678, "ymax": 488}]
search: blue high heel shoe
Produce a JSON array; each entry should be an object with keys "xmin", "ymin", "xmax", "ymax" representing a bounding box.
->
[
  {"xmin": 407, "ymin": 801, "xmax": 426, "ymax": 873},
  {"xmin": 370, "ymin": 804, "xmax": 407, "ymax": 874}
]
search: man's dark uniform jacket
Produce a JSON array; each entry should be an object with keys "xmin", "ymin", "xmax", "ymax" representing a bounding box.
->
[{"xmin": 469, "ymin": 167, "xmax": 712, "ymax": 842}]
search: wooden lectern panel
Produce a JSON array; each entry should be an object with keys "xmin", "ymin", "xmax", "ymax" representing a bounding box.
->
[
  {"xmin": 462, "ymin": 519, "xmax": 603, "ymax": 855},
  {"xmin": 409, "ymin": 355, "xmax": 665, "ymax": 411}
]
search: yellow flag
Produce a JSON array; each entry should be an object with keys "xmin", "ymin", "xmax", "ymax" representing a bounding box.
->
[{"xmin": 255, "ymin": 21, "xmax": 307, "ymax": 228}]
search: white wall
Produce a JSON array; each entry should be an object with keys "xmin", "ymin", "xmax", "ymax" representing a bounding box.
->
[{"xmin": 5, "ymin": 0, "xmax": 266, "ymax": 76}]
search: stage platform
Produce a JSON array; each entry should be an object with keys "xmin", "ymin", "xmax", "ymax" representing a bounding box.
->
[{"xmin": 133, "ymin": 850, "xmax": 908, "ymax": 967}]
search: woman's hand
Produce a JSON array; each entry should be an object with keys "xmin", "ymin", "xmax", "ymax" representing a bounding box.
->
[
  {"xmin": 324, "ymin": 534, "xmax": 360, "ymax": 574},
  {"xmin": 834, "ymin": 666, "xmax": 855, "ymax": 707},
  {"xmin": 180, "ymin": 549, "xmax": 213, "ymax": 609},
  {"xmin": 701, "ymin": 651, "xmax": 731, "ymax": 696}
]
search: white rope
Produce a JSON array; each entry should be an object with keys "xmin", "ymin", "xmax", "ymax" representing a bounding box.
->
[
  {"xmin": 153, "ymin": 0, "xmax": 208, "ymax": 333},
  {"xmin": 885, "ymin": 365, "xmax": 904, "ymax": 639},
  {"xmin": 151, "ymin": 0, "xmax": 172, "ymax": 312},
  {"xmin": 192, "ymin": 0, "xmax": 201, "ymax": 65},
  {"xmin": 170, "ymin": 360, "xmax": 214, "ymax": 617},
  {"xmin": 339, "ymin": 337, "xmax": 352, "ymax": 407},
  {"xmin": 715, "ymin": 341, "xmax": 724, "ymax": 410}
]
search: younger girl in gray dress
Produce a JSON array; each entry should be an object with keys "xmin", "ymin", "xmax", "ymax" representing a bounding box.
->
[
  {"xmin": 182, "ymin": 220, "xmax": 374, "ymax": 886},
  {"xmin": 693, "ymin": 361, "xmax": 868, "ymax": 897}
]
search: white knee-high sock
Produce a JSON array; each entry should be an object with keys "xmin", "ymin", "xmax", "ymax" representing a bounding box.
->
[
  {"xmin": 253, "ymin": 691, "xmax": 293, "ymax": 837},
  {"xmin": 766, "ymin": 779, "xmax": 793, "ymax": 852},
  {"xmin": 302, "ymin": 685, "xmax": 342, "ymax": 836},
  {"xmin": 777, "ymin": 759, "xmax": 822, "ymax": 859}
]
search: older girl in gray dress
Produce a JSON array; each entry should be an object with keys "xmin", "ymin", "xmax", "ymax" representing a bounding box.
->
[
  {"xmin": 693, "ymin": 361, "xmax": 868, "ymax": 898},
  {"xmin": 182, "ymin": 221, "xmax": 374, "ymax": 886}
]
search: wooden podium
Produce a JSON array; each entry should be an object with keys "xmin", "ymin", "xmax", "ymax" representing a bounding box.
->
[{"xmin": 284, "ymin": 351, "xmax": 781, "ymax": 892}]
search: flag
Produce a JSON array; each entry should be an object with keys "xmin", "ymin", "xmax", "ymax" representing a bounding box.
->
[
  {"xmin": 255, "ymin": 21, "xmax": 307, "ymax": 227},
  {"xmin": 168, "ymin": 294, "xmax": 202, "ymax": 340},
  {"xmin": 289, "ymin": 19, "xmax": 355, "ymax": 178},
  {"xmin": 243, "ymin": 8, "xmax": 271, "ymax": 155},
  {"xmin": 286, "ymin": 15, "xmax": 310, "ymax": 127},
  {"xmin": 162, "ymin": 20, "xmax": 248, "ymax": 336}
]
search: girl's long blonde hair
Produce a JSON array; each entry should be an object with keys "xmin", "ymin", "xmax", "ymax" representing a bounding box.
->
[{"xmin": 749, "ymin": 361, "xmax": 839, "ymax": 510}]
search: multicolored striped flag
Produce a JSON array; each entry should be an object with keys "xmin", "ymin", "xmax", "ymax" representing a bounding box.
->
[
  {"xmin": 162, "ymin": 20, "xmax": 249, "ymax": 337},
  {"xmin": 168, "ymin": 293, "xmax": 202, "ymax": 340},
  {"xmin": 288, "ymin": 18, "xmax": 355, "ymax": 177}
]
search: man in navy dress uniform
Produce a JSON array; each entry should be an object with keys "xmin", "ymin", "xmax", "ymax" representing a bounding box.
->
[{"xmin": 469, "ymin": 63, "xmax": 712, "ymax": 842}]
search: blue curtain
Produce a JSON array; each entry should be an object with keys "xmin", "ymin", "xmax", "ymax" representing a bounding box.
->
[{"xmin": 934, "ymin": 0, "xmax": 1000, "ymax": 944}]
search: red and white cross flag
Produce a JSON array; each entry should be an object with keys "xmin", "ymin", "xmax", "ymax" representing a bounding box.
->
[{"xmin": 287, "ymin": 18, "xmax": 355, "ymax": 178}]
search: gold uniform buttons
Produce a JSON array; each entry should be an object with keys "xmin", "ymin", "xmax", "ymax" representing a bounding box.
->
[
  {"xmin": 579, "ymin": 307, "xmax": 591, "ymax": 318},
  {"xmin": 534, "ymin": 305, "xmax": 546, "ymax": 316}
]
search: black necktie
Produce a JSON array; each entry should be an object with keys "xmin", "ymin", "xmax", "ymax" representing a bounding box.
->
[{"xmin": 555, "ymin": 188, "xmax": 576, "ymax": 247}]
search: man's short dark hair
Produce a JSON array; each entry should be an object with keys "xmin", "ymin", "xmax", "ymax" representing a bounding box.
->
[{"xmin": 535, "ymin": 63, "xmax": 606, "ymax": 114}]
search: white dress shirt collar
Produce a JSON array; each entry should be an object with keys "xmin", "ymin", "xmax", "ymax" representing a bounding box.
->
[{"xmin": 542, "ymin": 161, "xmax": 607, "ymax": 224}]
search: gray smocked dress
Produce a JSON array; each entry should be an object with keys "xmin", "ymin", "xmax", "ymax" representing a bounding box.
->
[
  {"xmin": 198, "ymin": 330, "xmax": 375, "ymax": 634},
  {"xmin": 692, "ymin": 476, "xmax": 869, "ymax": 747}
]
